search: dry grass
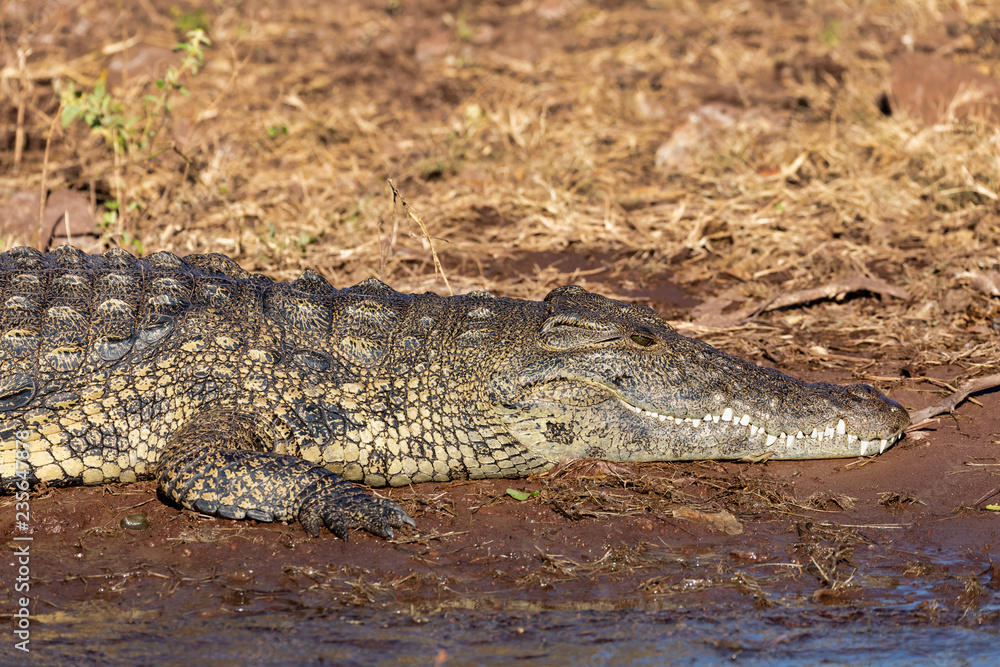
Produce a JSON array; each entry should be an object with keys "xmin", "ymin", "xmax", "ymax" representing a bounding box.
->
[{"xmin": 2, "ymin": 0, "xmax": 999, "ymax": 386}]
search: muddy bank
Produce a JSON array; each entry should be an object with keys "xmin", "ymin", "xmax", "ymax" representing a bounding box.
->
[{"xmin": 2, "ymin": 371, "xmax": 998, "ymax": 664}]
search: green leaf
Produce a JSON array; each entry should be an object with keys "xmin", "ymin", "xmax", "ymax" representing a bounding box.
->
[
  {"xmin": 61, "ymin": 104, "xmax": 82, "ymax": 128},
  {"xmin": 506, "ymin": 488, "xmax": 539, "ymax": 501},
  {"xmin": 986, "ymin": 504, "xmax": 1000, "ymax": 511},
  {"xmin": 297, "ymin": 231, "xmax": 316, "ymax": 248}
]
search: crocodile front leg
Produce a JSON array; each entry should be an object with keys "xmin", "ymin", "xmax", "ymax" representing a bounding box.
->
[{"xmin": 155, "ymin": 411, "xmax": 415, "ymax": 539}]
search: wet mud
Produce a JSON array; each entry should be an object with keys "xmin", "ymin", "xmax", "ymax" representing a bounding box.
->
[{"xmin": 3, "ymin": 369, "xmax": 999, "ymax": 664}]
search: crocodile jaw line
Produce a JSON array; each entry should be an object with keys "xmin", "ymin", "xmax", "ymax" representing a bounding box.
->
[{"xmin": 619, "ymin": 400, "xmax": 904, "ymax": 458}]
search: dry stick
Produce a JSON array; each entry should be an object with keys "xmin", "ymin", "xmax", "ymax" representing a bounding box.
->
[
  {"xmin": 906, "ymin": 373, "xmax": 1000, "ymax": 510},
  {"xmin": 695, "ymin": 275, "xmax": 908, "ymax": 327},
  {"xmin": 13, "ymin": 47, "xmax": 30, "ymax": 170},
  {"xmin": 387, "ymin": 180, "xmax": 452, "ymax": 296},
  {"xmin": 0, "ymin": 0, "xmax": 8, "ymax": 48},
  {"xmin": 35, "ymin": 107, "xmax": 62, "ymax": 251},
  {"xmin": 971, "ymin": 484, "xmax": 1000, "ymax": 508},
  {"xmin": 907, "ymin": 372, "xmax": 1000, "ymax": 430},
  {"xmin": 756, "ymin": 275, "xmax": 909, "ymax": 315},
  {"xmin": 378, "ymin": 183, "xmax": 392, "ymax": 279}
]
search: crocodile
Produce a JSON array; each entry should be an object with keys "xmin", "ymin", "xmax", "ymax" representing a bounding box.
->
[{"xmin": 0, "ymin": 245, "xmax": 909, "ymax": 538}]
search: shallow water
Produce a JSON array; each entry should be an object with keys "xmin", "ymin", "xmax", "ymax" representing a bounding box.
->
[
  {"xmin": 12, "ymin": 603, "xmax": 999, "ymax": 666},
  {"xmin": 6, "ymin": 530, "xmax": 999, "ymax": 666}
]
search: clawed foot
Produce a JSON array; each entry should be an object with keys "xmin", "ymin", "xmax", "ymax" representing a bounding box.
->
[
  {"xmin": 156, "ymin": 431, "xmax": 416, "ymax": 540},
  {"xmin": 297, "ymin": 475, "xmax": 416, "ymax": 540}
]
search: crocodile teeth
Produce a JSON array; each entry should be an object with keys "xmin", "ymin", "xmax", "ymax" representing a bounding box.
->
[{"xmin": 623, "ymin": 402, "xmax": 903, "ymax": 459}]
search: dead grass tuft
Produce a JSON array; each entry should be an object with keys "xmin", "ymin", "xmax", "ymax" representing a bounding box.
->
[
  {"xmin": 877, "ymin": 491, "xmax": 926, "ymax": 509},
  {"xmin": 794, "ymin": 522, "xmax": 866, "ymax": 594}
]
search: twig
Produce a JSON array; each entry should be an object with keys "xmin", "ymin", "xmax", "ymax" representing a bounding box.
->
[
  {"xmin": 13, "ymin": 47, "xmax": 30, "ymax": 170},
  {"xmin": 387, "ymin": 180, "xmax": 452, "ymax": 295},
  {"xmin": 756, "ymin": 275, "xmax": 908, "ymax": 315},
  {"xmin": 907, "ymin": 373, "xmax": 1000, "ymax": 430},
  {"xmin": 390, "ymin": 530, "xmax": 469, "ymax": 545},
  {"xmin": 36, "ymin": 106, "xmax": 62, "ymax": 250},
  {"xmin": 693, "ymin": 274, "xmax": 908, "ymax": 327},
  {"xmin": 971, "ymin": 485, "xmax": 1000, "ymax": 508}
]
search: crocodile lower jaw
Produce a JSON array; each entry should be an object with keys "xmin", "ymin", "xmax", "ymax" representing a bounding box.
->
[{"xmin": 621, "ymin": 403, "xmax": 905, "ymax": 457}]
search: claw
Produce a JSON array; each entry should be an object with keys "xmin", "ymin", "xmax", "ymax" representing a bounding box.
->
[
  {"xmin": 298, "ymin": 509, "xmax": 323, "ymax": 538},
  {"xmin": 382, "ymin": 502, "xmax": 417, "ymax": 530},
  {"xmin": 328, "ymin": 522, "xmax": 349, "ymax": 541}
]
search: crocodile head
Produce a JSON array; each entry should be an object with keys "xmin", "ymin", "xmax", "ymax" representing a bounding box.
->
[{"xmin": 492, "ymin": 286, "xmax": 909, "ymax": 463}]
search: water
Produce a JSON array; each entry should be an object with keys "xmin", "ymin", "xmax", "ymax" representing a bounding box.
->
[{"xmin": 10, "ymin": 604, "xmax": 999, "ymax": 666}]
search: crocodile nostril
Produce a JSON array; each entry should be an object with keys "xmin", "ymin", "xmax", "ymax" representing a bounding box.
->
[{"xmin": 613, "ymin": 375, "xmax": 632, "ymax": 387}]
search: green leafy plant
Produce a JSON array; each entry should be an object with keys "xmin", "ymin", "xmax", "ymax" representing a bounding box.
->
[
  {"xmin": 59, "ymin": 30, "xmax": 211, "ymax": 249},
  {"xmin": 60, "ymin": 30, "xmax": 212, "ymax": 154},
  {"xmin": 171, "ymin": 7, "xmax": 210, "ymax": 34},
  {"xmin": 60, "ymin": 73, "xmax": 138, "ymax": 152},
  {"xmin": 142, "ymin": 30, "xmax": 212, "ymax": 130}
]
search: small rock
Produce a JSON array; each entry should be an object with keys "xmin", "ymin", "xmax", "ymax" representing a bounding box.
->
[
  {"xmin": 44, "ymin": 189, "xmax": 96, "ymax": 238},
  {"xmin": 415, "ymin": 32, "xmax": 452, "ymax": 64},
  {"xmin": 890, "ymin": 52, "xmax": 1000, "ymax": 124},
  {"xmin": 537, "ymin": 0, "xmax": 576, "ymax": 22},
  {"xmin": 655, "ymin": 104, "xmax": 782, "ymax": 173},
  {"xmin": 0, "ymin": 189, "xmax": 99, "ymax": 250},
  {"xmin": 0, "ymin": 192, "xmax": 40, "ymax": 242},
  {"xmin": 120, "ymin": 513, "xmax": 149, "ymax": 530},
  {"xmin": 654, "ymin": 104, "xmax": 741, "ymax": 172},
  {"xmin": 635, "ymin": 91, "xmax": 667, "ymax": 121}
]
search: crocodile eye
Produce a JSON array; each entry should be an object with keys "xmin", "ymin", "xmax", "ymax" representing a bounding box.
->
[{"xmin": 630, "ymin": 334, "xmax": 654, "ymax": 347}]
